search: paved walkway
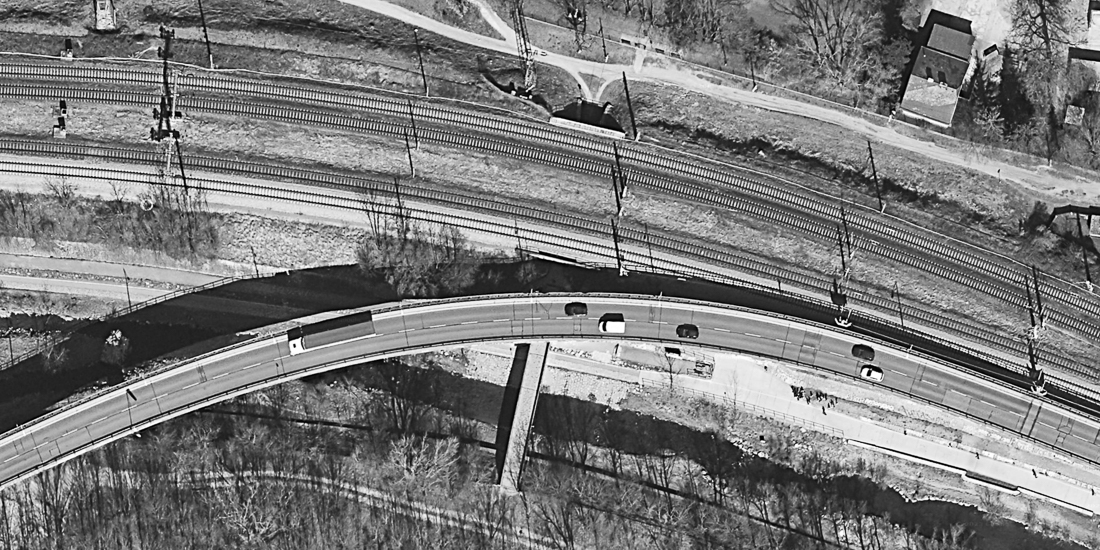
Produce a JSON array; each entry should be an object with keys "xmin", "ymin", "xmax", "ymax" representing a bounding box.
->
[
  {"xmin": 0, "ymin": 253, "xmax": 222, "ymax": 287},
  {"xmin": 338, "ymin": 0, "xmax": 1100, "ymax": 205},
  {"xmin": 0, "ymin": 274, "xmax": 170, "ymax": 302}
]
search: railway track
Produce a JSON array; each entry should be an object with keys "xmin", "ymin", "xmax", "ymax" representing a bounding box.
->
[
  {"xmin": 1, "ymin": 142, "xmax": 1091, "ymax": 396},
  {"xmin": 4, "ymin": 64, "xmax": 1089, "ymax": 314},
  {"xmin": 1, "ymin": 68, "xmax": 1098, "ymax": 376},
  {"xmin": 7, "ymin": 82, "xmax": 1099, "ymax": 348}
]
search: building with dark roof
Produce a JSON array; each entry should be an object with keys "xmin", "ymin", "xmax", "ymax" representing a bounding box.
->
[{"xmin": 898, "ymin": 10, "xmax": 975, "ymax": 128}]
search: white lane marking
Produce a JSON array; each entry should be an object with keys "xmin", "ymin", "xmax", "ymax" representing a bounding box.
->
[
  {"xmin": 1037, "ymin": 421, "xmax": 1057, "ymax": 430},
  {"xmin": 428, "ymin": 324, "xmax": 446, "ymax": 328},
  {"xmin": 89, "ymin": 416, "xmax": 108, "ymax": 425},
  {"xmin": 713, "ymin": 327, "xmax": 730, "ymax": 332},
  {"xmin": 62, "ymin": 429, "xmax": 78, "ymax": 437},
  {"xmin": 777, "ymin": 339, "xmax": 791, "ymax": 344},
  {"xmin": 213, "ymin": 372, "xmax": 230, "ymax": 379},
  {"xmin": 745, "ymin": 333, "xmax": 762, "ymax": 338},
  {"xmin": 920, "ymin": 380, "xmax": 938, "ymax": 386},
  {"xmin": 1072, "ymin": 434, "xmax": 1090, "ymax": 441},
  {"xmin": 493, "ymin": 319, "xmax": 509, "ymax": 322},
  {"xmin": 461, "ymin": 320, "xmax": 478, "ymax": 325},
  {"xmin": 181, "ymin": 382, "xmax": 200, "ymax": 391},
  {"xmin": 652, "ymin": 321, "xmax": 669, "ymax": 325},
  {"xmin": 949, "ymin": 389, "xmax": 966, "ymax": 395},
  {"xmin": 979, "ymin": 400, "xmax": 997, "ymax": 407},
  {"xmin": 3, "ymin": 454, "xmax": 17, "ymax": 463},
  {"xmin": 828, "ymin": 351, "xmax": 844, "ymax": 357},
  {"xmin": 625, "ymin": 318, "xmax": 636, "ymax": 322},
  {"xmin": 242, "ymin": 362, "xmax": 258, "ymax": 370},
  {"xmin": 524, "ymin": 317, "xmax": 539, "ymax": 321},
  {"xmin": 399, "ymin": 329, "xmax": 416, "ymax": 333},
  {"xmin": 888, "ymin": 369, "xmax": 907, "ymax": 376}
]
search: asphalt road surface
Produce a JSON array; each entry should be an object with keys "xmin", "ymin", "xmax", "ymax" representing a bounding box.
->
[{"xmin": 2, "ymin": 295, "xmax": 1098, "ymax": 491}]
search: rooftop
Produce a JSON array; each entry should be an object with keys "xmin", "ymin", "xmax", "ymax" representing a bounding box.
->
[
  {"xmin": 912, "ymin": 46, "xmax": 971, "ymax": 89},
  {"xmin": 899, "ymin": 74, "xmax": 961, "ymax": 127},
  {"xmin": 928, "ymin": 25, "xmax": 975, "ymax": 59}
]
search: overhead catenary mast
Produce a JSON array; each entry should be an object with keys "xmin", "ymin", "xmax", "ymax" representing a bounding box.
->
[{"xmin": 511, "ymin": 0, "xmax": 536, "ymax": 92}]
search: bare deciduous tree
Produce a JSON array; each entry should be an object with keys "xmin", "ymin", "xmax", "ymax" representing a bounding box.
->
[{"xmin": 770, "ymin": 0, "xmax": 882, "ymax": 78}]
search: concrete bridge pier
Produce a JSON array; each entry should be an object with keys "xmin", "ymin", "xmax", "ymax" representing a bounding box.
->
[{"xmin": 494, "ymin": 342, "xmax": 549, "ymax": 493}]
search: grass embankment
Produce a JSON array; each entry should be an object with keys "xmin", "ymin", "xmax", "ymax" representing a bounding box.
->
[{"xmin": 0, "ymin": 0, "xmax": 579, "ymax": 115}]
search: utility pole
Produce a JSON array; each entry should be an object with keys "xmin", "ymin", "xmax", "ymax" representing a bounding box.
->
[
  {"xmin": 156, "ymin": 27, "xmax": 192, "ymax": 197},
  {"xmin": 512, "ymin": 0, "xmax": 536, "ymax": 91},
  {"xmin": 196, "ymin": 0, "xmax": 215, "ymax": 69},
  {"xmin": 839, "ymin": 206, "xmax": 853, "ymax": 261},
  {"xmin": 126, "ymin": 388, "xmax": 141, "ymax": 438},
  {"xmin": 413, "ymin": 29, "xmax": 429, "ymax": 96},
  {"xmin": 599, "ymin": 18, "xmax": 608, "ymax": 62},
  {"xmin": 644, "ymin": 222, "xmax": 655, "ymax": 271},
  {"xmin": 1024, "ymin": 272, "xmax": 1037, "ymax": 330},
  {"xmin": 407, "ymin": 99, "xmax": 418, "ymax": 148},
  {"xmin": 835, "ymin": 224, "xmax": 848, "ymax": 275},
  {"xmin": 610, "ymin": 217, "xmax": 627, "ymax": 277},
  {"xmin": 123, "ymin": 269, "xmax": 132, "ymax": 310},
  {"xmin": 1032, "ymin": 265, "xmax": 1045, "ymax": 327},
  {"xmin": 867, "ymin": 140, "xmax": 884, "ymax": 213},
  {"xmin": 613, "ymin": 142, "xmax": 627, "ymax": 198},
  {"xmin": 892, "ymin": 281, "xmax": 905, "ymax": 327},
  {"xmin": 158, "ymin": 26, "xmax": 173, "ymax": 108},
  {"xmin": 610, "ymin": 163, "xmax": 622, "ymax": 217},
  {"xmin": 404, "ymin": 130, "xmax": 415, "ymax": 177},
  {"xmin": 393, "ymin": 176, "xmax": 407, "ymax": 233},
  {"xmin": 621, "ymin": 72, "xmax": 638, "ymax": 140},
  {"xmin": 1076, "ymin": 213, "xmax": 1094, "ymax": 290},
  {"xmin": 514, "ymin": 218, "xmax": 525, "ymax": 255}
]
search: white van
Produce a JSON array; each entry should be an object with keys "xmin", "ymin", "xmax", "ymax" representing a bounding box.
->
[{"xmin": 598, "ymin": 313, "xmax": 626, "ymax": 334}]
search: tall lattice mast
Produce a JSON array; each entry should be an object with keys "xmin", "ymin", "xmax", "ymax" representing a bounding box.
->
[{"xmin": 511, "ymin": 0, "xmax": 536, "ymax": 91}]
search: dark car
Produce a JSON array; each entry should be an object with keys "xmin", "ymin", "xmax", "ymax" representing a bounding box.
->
[
  {"xmin": 676, "ymin": 324, "xmax": 699, "ymax": 339},
  {"xmin": 851, "ymin": 344, "xmax": 875, "ymax": 362},
  {"xmin": 564, "ymin": 302, "xmax": 588, "ymax": 316}
]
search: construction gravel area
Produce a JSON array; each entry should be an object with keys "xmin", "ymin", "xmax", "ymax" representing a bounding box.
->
[{"xmin": 0, "ymin": 94, "xmax": 1096, "ymax": 379}]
